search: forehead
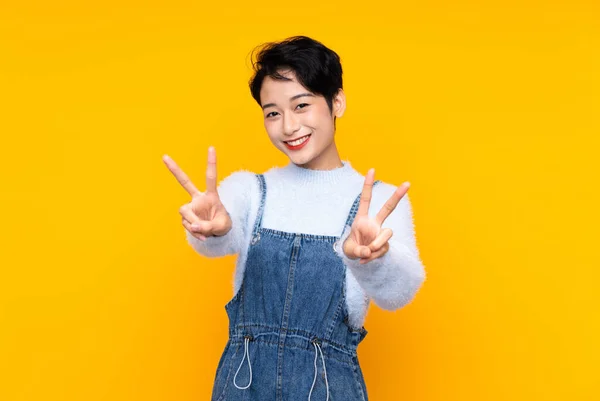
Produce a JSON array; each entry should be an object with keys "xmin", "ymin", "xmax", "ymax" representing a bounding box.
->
[{"xmin": 259, "ymin": 71, "xmax": 312, "ymax": 103}]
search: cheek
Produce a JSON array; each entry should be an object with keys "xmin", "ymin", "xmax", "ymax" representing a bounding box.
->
[
  {"xmin": 264, "ymin": 122, "xmax": 280, "ymax": 143},
  {"xmin": 311, "ymin": 107, "xmax": 334, "ymax": 126},
  {"xmin": 308, "ymin": 113, "xmax": 334, "ymax": 136},
  {"xmin": 305, "ymin": 110, "xmax": 323, "ymax": 124},
  {"xmin": 263, "ymin": 119, "xmax": 275, "ymax": 133}
]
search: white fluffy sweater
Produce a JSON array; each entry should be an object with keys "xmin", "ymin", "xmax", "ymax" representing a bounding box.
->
[{"xmin": 185, "ymin": 160, "xmax": 426, "ymax": 328}]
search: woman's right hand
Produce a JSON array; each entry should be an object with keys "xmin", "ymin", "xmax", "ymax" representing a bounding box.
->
[{"xmin": 162, "ymin": 147, "xmax": 232, "ymax": 241}]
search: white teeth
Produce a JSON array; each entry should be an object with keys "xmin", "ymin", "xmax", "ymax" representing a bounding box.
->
[{"xmin": 287, "ymin": 135, "xmax": 310, "ymax": 146}]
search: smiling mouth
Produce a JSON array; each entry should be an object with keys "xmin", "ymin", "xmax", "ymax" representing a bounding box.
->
[{"xmin": 284, "ymin": 134, "xmax": 311, "ymax": 146}]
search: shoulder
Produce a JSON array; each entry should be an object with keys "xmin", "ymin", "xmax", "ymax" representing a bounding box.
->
[
  {"xmin": 218, "ymin": 169, "xmax": 258, "ymax": 189},
  {"xmin": 215, "ymin": 169, "xmax": 261, "ymax": 202}
]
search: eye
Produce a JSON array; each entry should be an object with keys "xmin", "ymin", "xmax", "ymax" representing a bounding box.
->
[{"xmin": 266, "ymin": 104, "xmax": 307, "ymax": 119}]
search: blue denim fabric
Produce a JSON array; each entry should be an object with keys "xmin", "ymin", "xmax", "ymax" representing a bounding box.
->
[{"xmin": 211, "ymin": 174, "xmax": 381, "ymax": 401}]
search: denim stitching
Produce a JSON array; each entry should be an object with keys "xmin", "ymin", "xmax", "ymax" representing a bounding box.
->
[
  {"xmin": 227, "ymin": 338, "xmax": 357, "ymax": 367},
  {"xmin": 230, "ymin": 324, "xmax": 360, "ymax": 353},
  {"xmin": 216, "ymin": 342, "xmax": 242, "ymax": 401},
  {"xmin": 220, "ymin": 174, "xmax": 377, "ymax": 398},
  {"xmin": 252, "ymin": 174, "xmax": 267, "ymax": 238}
]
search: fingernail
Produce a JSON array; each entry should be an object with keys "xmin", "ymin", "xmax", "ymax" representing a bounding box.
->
[{"xmin": 191, "ymin": 224, "xmax": 199, "ymax": 230}]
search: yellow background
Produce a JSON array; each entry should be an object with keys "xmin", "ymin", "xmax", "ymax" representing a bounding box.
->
[{"xmin": 1, "ymin": 1, "xmax": 599, "ymax": 400}]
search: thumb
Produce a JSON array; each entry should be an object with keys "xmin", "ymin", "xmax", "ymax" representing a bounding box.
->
[
  {"xmin": 343, "ymin": 237, "xmax": 371, "ymax": 260},
  {"xmin": 190, "ymin": 220, "xmax": 213, "ymax": 233},
  {"xmin": 354, "ymin": 245, "xmax": 371, "ymax": 259},
  {"xmin": 211, "ymin": 211, "xmax": 232, "ymax": 236}
]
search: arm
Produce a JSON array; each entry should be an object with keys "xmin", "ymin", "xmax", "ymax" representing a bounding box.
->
[
  {"xmin": 335, "ymin": 187, "xmax": 426, "ymax": 310},
  {"xmin": 185, "ymin": 171, "xmax": 255, "ymax": 257}
]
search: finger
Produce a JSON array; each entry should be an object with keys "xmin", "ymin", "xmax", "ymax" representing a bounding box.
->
[
  {"xmin": 368, "ymin": 228, "xmax": 393, "ymax": 252},
  {"xmin": 375, "ymin": 182, "xmax": 410, "ymax": 225},
  {"xmin": 183, "ymin": 220, "xmax": 206, "ymax": 240},
  {"xmin": 179, "ymin": 205, "xmax": 202, "ymax": 226},
  {"xmin": 190, "ymin": 220, "xmax": 214, "ymax": 236},
  {"xmin": 182, "ymin": 220, "xmax": 206, "ymax": 241},
  {"xmin": 205, "ymin": 146, "xmax": 218, "ymax": 194},
  {"xmin": 181, "ymin": 213, "xmax": 213, "ymax": 237},
  {"xmin": 357, "ymin": 168, "xmax": 375, "ymax": 217},
  {"xmin": 353, "ymin": 244, "xmax": 372, "ymax": 259},
  {"xmin": 163, "ymin": 154, "xmax": 201, "ymax": 196},
  {"xmin": 360, "ymin": 242, "xmax": 390, "ymax": 264}
]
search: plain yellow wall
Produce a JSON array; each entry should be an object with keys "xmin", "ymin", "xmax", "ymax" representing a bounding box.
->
[{"xmin": 1, "ymin": 1, "xmax": 599, "ymax": 400}]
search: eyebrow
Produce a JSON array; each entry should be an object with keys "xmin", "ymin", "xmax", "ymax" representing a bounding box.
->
[{"xmin": 261, "ymin": 93, "xmax": 315, "ymax": 110}]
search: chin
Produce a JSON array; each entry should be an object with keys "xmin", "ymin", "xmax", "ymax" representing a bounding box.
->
[
  {"xmin": 288, "ymin": 154, "xmax": 311, "ymax": 165},
  {"xmin": 291, "ymin": 147, "xmax": 314, "ymax": 159},
  {"xmin": 294, "ymin": 155, "xmax": 321, "ymax": 169}
]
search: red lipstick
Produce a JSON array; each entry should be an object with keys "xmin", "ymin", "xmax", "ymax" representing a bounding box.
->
[{"xmin": 284, "ymin": 134, "xmax": 311, "ymax": 151}]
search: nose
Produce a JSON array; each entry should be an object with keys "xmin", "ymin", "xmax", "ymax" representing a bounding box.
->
[{"xmin": 282, "ymin": 111, "xmax": 301, "ymax": 137}]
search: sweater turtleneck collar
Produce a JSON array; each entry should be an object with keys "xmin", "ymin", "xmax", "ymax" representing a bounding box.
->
[{"xmin": 277, "ymin": 159, "xmax": 358, "ymax": 186}]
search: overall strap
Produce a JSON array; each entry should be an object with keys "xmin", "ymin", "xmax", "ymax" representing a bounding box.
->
[
  {"xmin": 340, "ymin": 180, "xmax": 382, "ymax": 235},
  {"xmin": 251, "ymin": 174, "xmax": 267, "ymax": 239}
]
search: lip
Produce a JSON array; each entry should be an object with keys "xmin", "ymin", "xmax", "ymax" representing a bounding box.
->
[{"xmin": 283, "ymin": 134, "xmax": 311, "ymax": 150}]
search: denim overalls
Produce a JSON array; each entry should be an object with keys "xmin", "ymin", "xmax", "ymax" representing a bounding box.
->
[{"xmin": 211, "ymin": 174, "xmax": 381, "ymax": 401}]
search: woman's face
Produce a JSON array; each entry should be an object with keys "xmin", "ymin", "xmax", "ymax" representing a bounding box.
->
[{"xmin": 259, "ymin": 69, "xmax": 346, "ymax": 170}]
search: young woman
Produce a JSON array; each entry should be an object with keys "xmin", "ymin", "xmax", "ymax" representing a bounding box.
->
[{"xmin": 163, "ymin": 36, "xmax": 426, "ymax": 401}]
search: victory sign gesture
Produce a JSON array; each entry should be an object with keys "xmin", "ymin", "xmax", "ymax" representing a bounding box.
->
[
  {"xmin": 343, "ymin": 169, "xmax": 411, "ymax": 265},
  {"xmin": 162, "ymin": 147, "xmax": 232, "ymax": 241}
]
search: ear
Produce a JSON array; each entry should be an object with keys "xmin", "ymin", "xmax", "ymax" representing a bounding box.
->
[{"xmin": 333, "ymin": 89, "xmax": 346, "ymax": 118}]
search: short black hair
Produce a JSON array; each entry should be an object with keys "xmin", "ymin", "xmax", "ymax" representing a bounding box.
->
[{"xmin": 248, "ymin": 36, "xmax": 343, "ymax": 114}]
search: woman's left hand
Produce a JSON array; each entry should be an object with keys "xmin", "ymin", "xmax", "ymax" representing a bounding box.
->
[{"xmin": 343, "ymin": 169, "xmax": 410, "ymax": 265}]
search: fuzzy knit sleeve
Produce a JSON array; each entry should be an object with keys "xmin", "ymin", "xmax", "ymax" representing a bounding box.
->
[
  {"xmin": 185, "ymin": 170, "xmax": 256, "ymax": 257},
  {"xmin": 334, "ymin": 186, "xmax": 426, "ymax": 311}
]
